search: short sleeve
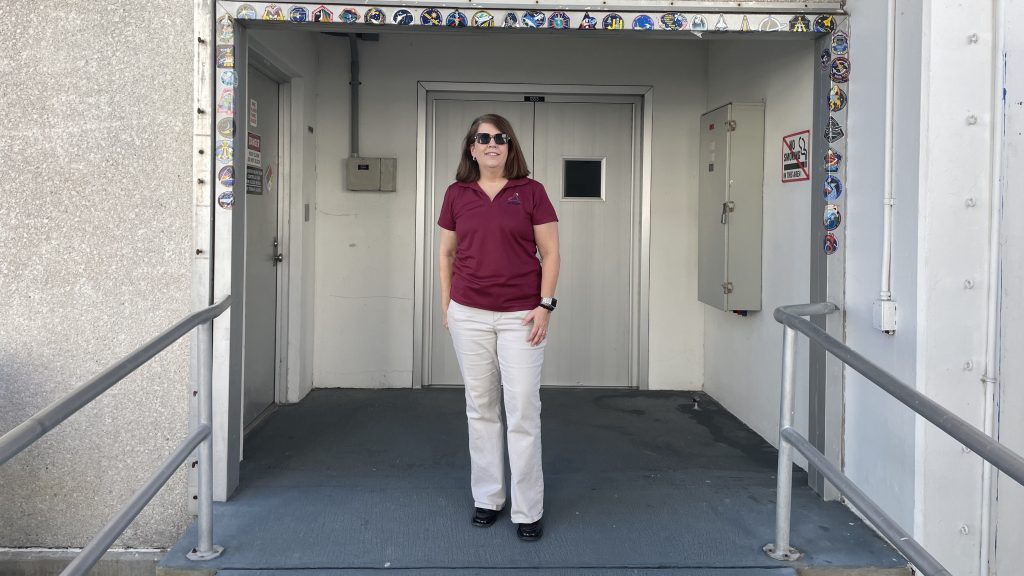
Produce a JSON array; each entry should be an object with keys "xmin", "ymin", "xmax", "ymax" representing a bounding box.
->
[
  {"xmin": 437, "ymin": 184, "xmax": 457, "ymax": 230},
  {"xmin": 530, "ymin": 182, "xmax": 558, "ymax": 225}
]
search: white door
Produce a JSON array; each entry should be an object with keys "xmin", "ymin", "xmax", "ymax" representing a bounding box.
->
[
  {"xmin": 426, "ymin": 96, "xmax": 637, "ymax": 388},
  {"xmin": 428, "ymin": 98, "xmax": 535, "ymax": 386},
  {"xmin": 533, "ymin": 101, "xmax": 635, "ymax": 387},
  {"xmin": 242, "ymin": 67, "xmax": 281, "ymax": 428}
]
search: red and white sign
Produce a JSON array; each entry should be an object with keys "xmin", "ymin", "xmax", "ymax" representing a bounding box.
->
[
  {"xmin": 246, "ymin": 132, "xmax": 262, "ymax": 167},
  {"xmin": 782, "ymin": 130, "xmax": 810, "ymax": 183}
]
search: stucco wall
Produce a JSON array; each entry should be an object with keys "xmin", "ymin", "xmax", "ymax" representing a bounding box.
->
[{"xmin": 0, "ymin": 1, "xmax": 195, "ymax": 547}]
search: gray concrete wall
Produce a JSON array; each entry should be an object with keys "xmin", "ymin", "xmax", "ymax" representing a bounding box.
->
[{"xmin": 0, "ymin": 1, "xmax": 195, "ymax": 547}]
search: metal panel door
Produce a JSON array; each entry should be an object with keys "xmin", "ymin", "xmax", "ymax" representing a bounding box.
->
[
  {"xmin": 242, "ymin": 67, "xmax": 280, "ymax": 427},
  {"xmin": 697, "ymin": 105, "xmax": 730, "ymax": 310},
  {"xmin": 533, "ymin": 102, "xmax": 635, "ymax": 387},
  {"xmin": 427, "ymin": 99, "xmax": 535, "ymax": 386}
]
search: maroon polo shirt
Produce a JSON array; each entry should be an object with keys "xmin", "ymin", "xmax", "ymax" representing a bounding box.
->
[{"xmin": 438, "ymin": 178, "xmax": 558, "ymax": 312}]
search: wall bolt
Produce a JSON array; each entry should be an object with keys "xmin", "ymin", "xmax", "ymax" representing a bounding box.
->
[
  {"xmin": 964, "ymin": 279, "xmax": 975, "ymax": 289},
  {"xmin": 198, "ymin": 36, "xmax": 207, "ymax": 44},
  {"xmin": 965, "ymin": 197, "xmax": 977, "ymax": 208},
  {"xmin": 966, "ymin": 115, "xmax": 978, "ymax": 125},
  {"xmin": 960, "ymin": 524, "xmax": 970, "ymax": 535},
  {"xmin": 197, "ymin": 107, "xmax": 206, "ymax": 114},
  {"xmin": 196, "ymin": 248, "xmax": 205, "ymax": 255},
  {"xmin": 963, "ymin": 360, "xmax": 974, "ymax": 371},
  {"xmin": 197, "ymin": 178, "xmax": 206, "ymax": 184},
  {"xmin": 198, "ymin": 149, "xmax": 205, "ymax": 155},
  {"xmin": 967, "ymin": 33, "xmax": 979, "ymax": 44}
]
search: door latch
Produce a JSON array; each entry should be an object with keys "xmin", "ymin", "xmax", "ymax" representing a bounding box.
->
[{"xmin": 721, "ymin": 201, "xmax": 735, "ymax": 224}]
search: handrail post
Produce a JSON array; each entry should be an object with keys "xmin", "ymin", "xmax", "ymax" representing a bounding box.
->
[
  {"xmin": 187, "ymin": 319, "xmax": 224, "ymax": 561},
  {"xmin": 764, "ymin": 326, "xmax": 803, "ymax": 561}
]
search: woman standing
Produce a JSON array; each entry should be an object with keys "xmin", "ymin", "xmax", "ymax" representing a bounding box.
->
[{"xmin": 437, "ymin": 114, "xmax": 560, "ymax": 541}]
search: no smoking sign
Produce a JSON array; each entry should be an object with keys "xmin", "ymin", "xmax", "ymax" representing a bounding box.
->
[{"xmin": 782, "ymin": 130, "xmax": 810, "ymax": 183}]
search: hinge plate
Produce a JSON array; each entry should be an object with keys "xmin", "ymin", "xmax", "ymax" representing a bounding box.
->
[
  {"xmin": 726, "ymin": 120, "xmax": 737, "ymax": 132},
  {"xmin": 722, "ymin": 282, "xmax": 734, "ymax": 294}
]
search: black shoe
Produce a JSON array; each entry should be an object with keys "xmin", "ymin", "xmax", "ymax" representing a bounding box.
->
[
  {"xmin": 516, "ymin": 519, "xmax": 543, "ymax": 541},
  {"xmin": 472, "ymin": 507, "xmax": 499, "ymax": 527}
]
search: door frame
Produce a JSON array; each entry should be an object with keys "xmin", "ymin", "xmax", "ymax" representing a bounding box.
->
[{"xmin": 413, "ymin": 82, "xmax": 654, "ymax": 389}]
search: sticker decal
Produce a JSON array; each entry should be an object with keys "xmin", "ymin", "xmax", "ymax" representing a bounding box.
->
[
  {"xmin": 823, "ymin": 175, "xmax": 844, "ymax": 202},
  {"xmin": 832, "ymin": 32, "xmax": 849, "ymax": 55},
  {"xmin": 216, "ymin": 14, "xmax": 234, "ymax": 43},
  {"xmin": 813, "ymin": 15, "xmax": 836, "ymax": 33},
  {"xmin": 339, "ymin": 8, "xmax": 359, "ymax": 23},
  {"xmin": 690, "ymin": 15, "xmax": 708, "ymax": 31},
  {"xmin": 824, "ymin": 204, "xmax": 842, "ymax": 231},
  {"xmin": 824, "ymin": 233, "xmax": 838, "ymax": 255},
  {"xmin": 824, "ymin": 148, "xmax": 842, "ymax": 172},
  {"xmin": 262, "ymin": 4, "xmax": 284, "ymax": 20},
  {"xmin": 579, "ymin": 12, "xmax": 597, "ymax": 29},
  {"xmin": 740, "ymin": 15, "xmax": 751, "ymax": 32},
  {"xmin": 217, "ymin": 191, "xmax": 235, "ymax": 210},
  {"xmin": 522, "ymin": 11, "xmax": 546, "ymax": 27},
  {"xmin": 446, "ymin": 10, "xmax": 468, "ymax": 26},
  {"xmin": 220, "ymin": 70, "xmax": 237, "ymax": 87},
  {"xmin": 603, "ymin": 13, "xmax": 624, "ymax": 30},
  {"xmin": 820, "ymin": 49, "xmax": 832, "ymax": 72},
  {"xmin": 393, "ymin": 9, "xmax": 413, "ymax": 25},
  {"xmin": 825, "ymin": 117, "xmax": 845, "ymax": 143},
  {"xmin": 661, "ymin": 13, "xmax": 686, "ymax": 30},
  {"xmin": 217, "ymin": 117, "xmax": 235, "ymax": 138},
  {"xmin": 758, "ymin": 16, "xmax": 781, "ymax": 31},
  {"xmin": 235, "ymin": 4, "xmax": 256, "ymax": 19},
  {"xmin": 503, "ymin": 12, "xmax": 519, "ymax": 27},
  {"xmin": 216, "ymin": 140, "xmax": 234, "ymax": 164},
  {"xmin": 288, "ymin": 6, "xmax": 308, "ymax": 22},
  {"xmin": 633, "ymin": 15, "xmax": 655, "ymax": 30},
  {"xmin": 421, "ymin": 8, "xmax": 442, "ymax": 25},
  {"xmin": 714, "ymin": 14, "xmax": 729, "ymax": 31},
  {"xmin": 365, "ymin": 8, "xmax": 386, "ymax": 24},
  {"xmin": 789, "ymin": 15, "xmax": 810, "ymax": 32},
  {"xmin": 216, "ymin": 45, "xmax": 234, "ymax": 69},
  {"xmin": 472, "ymin": 11, "xmax": 494, "ymax": 27},
  {"xmin": 830, "ymin": 56, "xmax": 850, "ymax": 83},
  {"xmin": 312, "ymin": 5, "xmax": 333, "ymax": 21},
  {"xmin": 218, "ymin": 165, "xmax": 235, "ymax": 187},
  {"xmin": 548, "ymin": 11, "xmax": 570, "ymax": 28},
  {"xmin": 217, "ymin": 88, "xmax": 234, "ymax": 115},
  {"xmin": 829, "ymin": 85, "xmax": 848, "ymax": 112}
]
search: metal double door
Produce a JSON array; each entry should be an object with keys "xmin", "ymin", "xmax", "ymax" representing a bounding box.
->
[{"xmin": 427, "ymin": 96, "xmax": 639, "ymax": 388}]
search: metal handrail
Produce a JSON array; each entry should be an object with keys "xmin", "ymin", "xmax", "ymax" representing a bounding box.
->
[
  {"xmin": 0, "ymin": 297, "xmax": 231, "ymax": 575},
  {"xmin": 765, "ymin": 302, "xmax": 1024, "ymax": 576}
]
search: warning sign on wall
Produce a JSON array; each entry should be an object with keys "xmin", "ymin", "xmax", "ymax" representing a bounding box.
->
[
  {"xmin": 246, "ymin": 132, "xmax": 262, "ymax": 167},
  {"xmin": 782, "ymin": 130, "xmax": 810, "ymax": 183}
]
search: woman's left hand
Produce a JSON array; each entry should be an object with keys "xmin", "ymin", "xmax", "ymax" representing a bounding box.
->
[{"xmin": 524, "ymin": 307, "xmax": 550, "ymax": 347}]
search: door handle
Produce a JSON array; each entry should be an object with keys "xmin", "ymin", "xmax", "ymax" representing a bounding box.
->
[{"xmin": 721, "ymin": 201, "xmax": 735, "ymax": 224}]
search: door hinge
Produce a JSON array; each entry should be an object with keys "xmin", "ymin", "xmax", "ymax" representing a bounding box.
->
[
  {"xmin": 722, "ymin": 282, "xmax": 734, "ymax": 294},
  {"xmin": 720, "ymin": 200, "xmax": 735, "ymax": 224},
  {"xmin": 726, "ymin": 120, "xmax": 737, "ymax": 132}
]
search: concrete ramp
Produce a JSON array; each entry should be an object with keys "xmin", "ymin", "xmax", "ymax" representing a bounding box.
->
[{"xmin": 160, "ymin": 390, "xmax": 908, "ymax": 575}]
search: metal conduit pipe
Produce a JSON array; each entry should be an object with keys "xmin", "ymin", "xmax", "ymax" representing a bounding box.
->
[
  {"xmin": 980, "ymin": 1, "xmax": 1006, "ymax": 573},
  {"xmin": 876, "ymin": 0, "xmax": 898, "ymax": 325},
  {"xmin": 349, "ymin": 34, "xmax": 360, "ymax": 157}
]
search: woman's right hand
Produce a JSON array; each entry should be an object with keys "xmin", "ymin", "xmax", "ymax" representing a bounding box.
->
[{"xmin": 441, "ymin": 304, "xmax": 449, "ymax": 330}]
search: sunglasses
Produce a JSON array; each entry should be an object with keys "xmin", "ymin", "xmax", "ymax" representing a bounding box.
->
[{"xmin": 473, "ymin": 132, "xmax": 511, "ymax": 145}]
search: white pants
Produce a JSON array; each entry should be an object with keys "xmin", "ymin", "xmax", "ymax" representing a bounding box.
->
[{"xmin": 446, "ymin": 300, "xmax": 546, "ymax": 524}]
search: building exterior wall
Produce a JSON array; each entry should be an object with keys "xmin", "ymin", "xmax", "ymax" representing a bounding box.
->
[
  {"xmin": 0, "ymin": 1, "xmax": 195, "ymax": 547},
  {"xmin": 311, "ymin": 31, "xmax": 710, "ymax": 391}
]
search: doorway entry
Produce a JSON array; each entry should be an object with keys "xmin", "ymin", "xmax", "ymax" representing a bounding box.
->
[
  {"xmin": 242, "ymin": 64, "xmax": 286, "ymax": 430},
  {"xmin": 420, "ymin": 89, "xmax": 646, "ymax": 388}
]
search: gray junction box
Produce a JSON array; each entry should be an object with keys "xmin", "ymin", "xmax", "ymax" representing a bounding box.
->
[
  {"xmin": 697, "ymin": 102, "xmax": 765, "ymax": 312},
  {"xmin": 346, "ymin": 157, "xmax": 397, "ymax": 191}
]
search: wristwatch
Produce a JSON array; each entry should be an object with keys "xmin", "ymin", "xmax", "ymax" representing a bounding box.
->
[{"xmin": 539, "ymin": 297, "xmax": 557, "ymax": 311}]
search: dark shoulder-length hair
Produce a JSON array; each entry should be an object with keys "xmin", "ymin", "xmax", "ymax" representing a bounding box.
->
[{"xmin": 455, "ymin": 114, "xmax": 531, "ymax": 182}]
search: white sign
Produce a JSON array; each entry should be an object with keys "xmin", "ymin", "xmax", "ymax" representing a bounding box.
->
[
  {"xmin": 249, "ymin": 98, "xmax": 258, "ymax": 128},
  {"xmin": 782, "ymin": 130, "xmax": 810, "ymax": 183}
]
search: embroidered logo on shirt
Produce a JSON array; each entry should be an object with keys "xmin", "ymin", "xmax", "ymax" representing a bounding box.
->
[{"xmin": 507, "ymin": 192, "xmax": 522, "ymax": 205}]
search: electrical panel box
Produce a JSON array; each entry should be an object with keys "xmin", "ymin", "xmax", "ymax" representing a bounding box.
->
[
  {"xmin": 697, "ymin": 103, "xmax": 765, "ymax": 312},
  {"xmin": 346, "ymin": 157, "xmax": 397, "ymax": 191}
]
